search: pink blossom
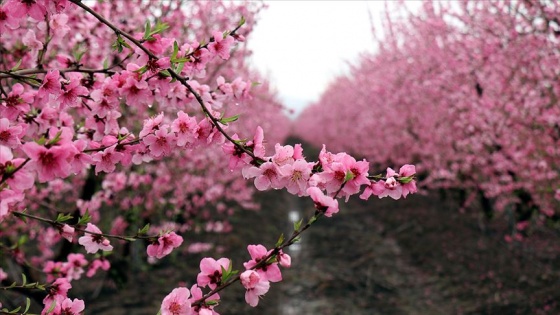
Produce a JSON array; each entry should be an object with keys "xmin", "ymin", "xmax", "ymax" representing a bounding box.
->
[
  {"xmin": 139, "ymin": 112, "xmax": 164, "ymax": 138},
  {"xmin": 242, "ymin": 162, "xmax": 287, "ymax": 191},
  {"xmin": 398, "ymin": 164, "xmax": 417, "ymax": 198},
  {"xmin": 43, "ymin": 277, "xmax": 71, "ymax": 307},
  {"xmin": 69, "ymin": 140, "xmax": 93, "ymax": 174},
  {"xmin": 161, "ymin": 287, "xmax": 191, "ymax": 315},
  {"xmin": 240, "ymin": 270, "xmax": 270, "ymax": 307},
  {"xmin": 147, "ymin": 231, "xmax": 183, "ymax": 259},
  {"xmin": 171, "ymin": 111, "xmax": 198, "ymax": 147},
  {"xmin": 37, "ymin": 70, "xmax": 62, "ymax": 99},
  {"xmin": 272, "ymin": 144, "xmax": 295, "ymax": 166},
  {"xmin": 1, "ymin": 83, "xmax": 33, "ymax": 120},
  {"xmin": 196, "ymin": 257, "xmax": 230, "ymax": 289},
  {"xmin": 0, "ymin": 146, "xmax": 34, "ymax": 192},
  {"xmin": 58, "ymin": 298, "xmax": 85, "ymax": 315},
  {"xmin": 65, "ymin": 253, "xmax": 87, "ymax": 281},
  {"xmin": 21, "ymin": 142, "xmax": 72, "ymax": 183},
  {"xmin": 0, "ymin": 4, "xmax": 20, "ymax": 33},
  {"xmin": 144, "ymin": 128, "xmax": 176, "ymax": 158},
  {"xmin": 91, "ymin": 146, "xmax": 124, "ymax": 175},
  {"xmin": 78, "ymin": 223, "xmax": 113, "ymax": 254},
  {"xmin": 243, "ymin": 244, "xmax": 282, "ymax": 282},
  {"xmin": 222, "ymin": 134, "xmax": 251, "ymax": 171},
  {"xmin": 277, "ymin": 250, "xmax": 291, "ymax": 268},
  {"xmin": 0, "ymin": 189, "xmax": 24, "ymax": 222},
  {"xmin": 57, "ymin": 74, "xmax": 88, "ymax": 109},
  {"xmin": 86, "ymin": 258, "xmax": 110, "ymax": 277},
  {"xmin": 7, "ymin": 0, "xmax": 46, "ymax": 20},
  {"xmin": 0, "ymin": 118, "xmax": 23, "ymax": 148},
  {"xmin": 59, "ymin": 224, "xmax": 74, "ymax": 242},
  {"xmin": 284, "ymin": 160, "xmax": 313, "ymax": 196},
  {"xmin": 307, "ymin": 187, "xmax": 339, "ymax": 217},
  {"xmin": 208, "ymin": 31, "xmax": 235, "ymax": 60},
  {"xmin": 22, "ymin": 29, "xmax": 43, "ymax": 51},
  {"xmin": 188, "ymin": 284, "xmax": 220, "ymax": 315}
]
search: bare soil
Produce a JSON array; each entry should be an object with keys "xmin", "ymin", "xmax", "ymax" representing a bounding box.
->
[{"xmin": 76, "ymin": 188, "xmax": 560, "ymax": 315}]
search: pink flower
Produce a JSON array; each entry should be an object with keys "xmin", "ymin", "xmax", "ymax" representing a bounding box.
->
[
  {"xmin": 222, "ymin": 134, "xmax": 251, "ymax": 171},
  {"xmin": 196, "ymin": 257, "xmax": 230, "ymax": 289},
  {"xmin": 78, "ymin": 223, "xmax": 113, "ymax": 254},
  {"xmin": 65, "ymin": 253, "xmax": 87, "ymax": 281},
  {"xmin": 208, "ymin": 31, "xmax": 235, "ymax": 60},
  {"xmin": 307, "ymin": 187, "xmax": 339, "ymax": 217},
  {"xmin": 0, "ymin": 146, "xmax": 34, "ymax": 192},
  {"xmin": 243, "ymin": 244, "xmax": 282, "ymax": 282},
  {"xmin": 7, "ymin": 0, "xmax": 47, "ymax": 20},
  {"xmin": 240, "ymin": 270, "xmax": 270, "ymax": 307},
  {"xmin": 0, "ymin": 189, "xmax": 23, "ymax": 222},
  {"xmin": 57, "ymin": 74, "xmax": 88, "ymax": 109},
  {"xmin": 0, "ymin": 4, "xmax": 20, "ymax": 33},
  {"xmin": 37, "ymin": 70, "xmax": 62, "ymax": 99},
  {"xmin": 242, "ymin": 162, "xmax": 287, "ymax": 191},
  {"xmin": 1, "ymin": 83, "xmax": 33, "ymax": 120},
  {"xmin": 144, "ymin": 128, "xmax": 176, "ymax": 158},
  {"xmin": 86, "ymin": 258, "xmax": 110, "ymax": 277},
  {"xmin": 161, "ymin": 287, "xmax": 191, "ymax": 315},
  {"xmin": 59, "ymin": 224, "xmax": 74, "ymax": 242},
  {"xmin": 188, "ymin": 284, "xmax": 220, "ymax": 315},
  {"xmin": 91, "ymin": 146, "xmax": 123, "ymax": 174},
  {"xmin": 58, "ymin": 298, "xmax": 85, "ymax": 315},
  {"xmin": 278, "ymin": 250, "xmax": 291, "ymax": 268},
  {"xmin": 43, "ymin": 277, "xmax": 71, "ymax": 307},
  {"xmin": 398, "ymin": 164, "xmax": 417, "ymax": 198},
  {"xmin": 171, "ymin": 111, "xmax": 198, "ymax": 147},
  {"xmin": 0, "ymin": 118, "xmax": 23, "ymax": 148},
  {"xmin": 21, "ymin": 142, "xmax": 72, "ymax": 183},
  {"xmin": 147, "ymin": 231, "xmax": 183, "ymax": 259},
  {"xmin": 284, "ymin": 160, "xmax": 313, "ymax": 196}
]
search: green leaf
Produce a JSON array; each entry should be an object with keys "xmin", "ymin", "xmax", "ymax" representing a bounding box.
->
[
  {"xmin": 103, "ymin": 58, "xmax": 109, "ymax": 69},
  {"xmin": 21, "ymin": 273, "xmax": 27, "ymax": 285},
  {"xmin": 46, "ymin": 300, "xmax": 56, "ymax": 314},
  {"xmin": 175, "ymin": 61, "xmax": 185, "ymax": 75},
  {"xmin": 219, "ymin": 114, "xmax": 239, "ymax": 124},
  {"xmin": 138, "ymin": 223, "xmax": 150, "ymax": 235},
  {"xmin": 344, "ymin": 170, "xmax": 355, "ymax": 182},
  {"xmin": 308, "ymin": 215, "xmax": 317, "ymax": 225},
  {"xmin": 124, "ymin": 237, "xmax": 137, "ymax": 242},
  {"xmin": 398, "ymin": 175, "xmax": 415, "ymax": 184},
  {"xmin": 172, "ymin": 41, "xmax": 179, "ymax": 60},
  {"xmin": 275, "ymin": 233, "xmax": 284, "ymax": 247},
  {"xmin": 78, "ymin": 210, "xmax": 91, "ymax": 225},
  {"xmin": 205, "ymin": 300, "xmax": 220, "ymax": 306},
  {"xmin": 24, "ymin": 298, "xmax": 31, "ymax": 314},
  {"xmin": 144, "ymin": 20, "xmax": 152, "ymax": 40},
  {"xmin": 11, "ymin": 59, "xmax": 23, "ymax": 71},
  {"xmin": 293, "ymin": 218, "xmax": 303, "ymax": 232},
  {"xmin": 56, "ymin": 213, "xmax": 74, "ymax": 223},
  {"xmin": 238, "ymin": 16, "xmax": 246, "ymax": 27},
  {"xmin": 17, "ymin": 235, "xmax": 28, "ymax": 246}
]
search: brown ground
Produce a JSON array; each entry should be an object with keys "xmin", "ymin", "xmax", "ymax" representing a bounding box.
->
[{"xmin": 74, "ymin": 188, "xmax": 560, "ymax": 315}]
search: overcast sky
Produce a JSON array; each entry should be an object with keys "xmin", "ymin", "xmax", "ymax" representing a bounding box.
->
[{"xmin": 247, "ymin": 1, "xmax": 387, "ymax": 117}]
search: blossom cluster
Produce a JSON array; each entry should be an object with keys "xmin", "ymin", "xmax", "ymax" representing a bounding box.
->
[{"xmin": 0, "ymin": 0, "xmax": 417, "ymax": 313}]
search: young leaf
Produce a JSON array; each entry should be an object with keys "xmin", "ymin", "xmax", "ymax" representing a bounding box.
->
[
  {"xmin": 275, "ymin": 233, "xmax": 285, "ymax": 247},
  {"xmin": 220, "ymin": 114, "xmax": 239, "ymax": 124},
  {"xmin": 293, "ymin": 218, "xmax": 303, "ymax": 232},
  {"xmin": 144, "ymin": 20, "xmax": 152, "ymax": 40},
  {"xmin": 24, "ymin": 298, "xmax": 31, "ymax": 314}
]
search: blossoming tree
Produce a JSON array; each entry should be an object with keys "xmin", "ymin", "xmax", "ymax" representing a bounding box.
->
[
  {"xmin": 296, "ymin": 0, "xmax": 559, "ymax": 239},
  {"xmin": 0, "ymin": 0, "xmax": 416, "ymax": 314}
]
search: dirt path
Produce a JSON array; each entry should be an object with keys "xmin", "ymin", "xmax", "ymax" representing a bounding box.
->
[{"xmin": 82, "ymin": 190, "xmax": 560, "ymax": 314}]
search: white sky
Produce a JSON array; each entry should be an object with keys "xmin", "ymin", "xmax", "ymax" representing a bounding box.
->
[{"xmin": 247, "ymin": 1, "xmax": 388, "ymax": 118}]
